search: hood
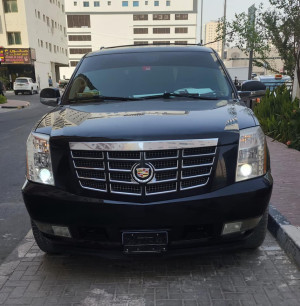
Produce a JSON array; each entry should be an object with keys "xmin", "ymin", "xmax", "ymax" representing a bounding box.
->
[{"xmin": 34, "ymin": 99, "xmax": 257, "ymax": 146}]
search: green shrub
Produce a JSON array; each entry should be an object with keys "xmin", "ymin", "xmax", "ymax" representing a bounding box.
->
[
  {"xmin": 0, "ymin": 95, "xmax": 7, "ymax": 104},
  {"xmin": 254, "ymin": 85, "xmax": 300, "ymax": 150}
]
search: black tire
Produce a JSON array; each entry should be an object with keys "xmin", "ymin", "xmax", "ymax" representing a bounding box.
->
[
  {"xmin": 29, "ymin": 88, "xmax": 34, "ymax": 95},
  {"xmin": 31, "ymin": 220, "xmax": 60, "ymax": 254},
  {"xmin": 14, "ymin": 91, "xmax": 18, "ymax": 95},
  {"xmin": 243, "ymin": 207, "xmax": 268, "ymax": 249},
  {"xmin": 35, "ymin": 87, "xmax": 39, "ymax": 94}
]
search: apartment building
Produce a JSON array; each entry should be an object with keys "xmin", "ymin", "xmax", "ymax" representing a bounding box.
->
[
  {"xmin": 0, "ymin": 0, "xmax": 68, "ymax": 89},
  {"xmin": 204, "ymin": 21, "xmax": 222, "ymax": 56},
  {"xmin": 61, "ymin": 0, "xmax": 198, "ymax": 78}
]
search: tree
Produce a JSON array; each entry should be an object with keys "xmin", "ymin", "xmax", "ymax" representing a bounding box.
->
[{"xmin": 217, "ymin": 0, "xmax": 300, "ymax": 92}]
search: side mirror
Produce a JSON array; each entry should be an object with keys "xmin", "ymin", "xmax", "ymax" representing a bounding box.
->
[
  {"xmin": 40, "ymin": 88, "xmax": 60, "ymax": 106},
  {"xmin": 239, "ymin": 80, "xmax": 266, "ymax": 99}
]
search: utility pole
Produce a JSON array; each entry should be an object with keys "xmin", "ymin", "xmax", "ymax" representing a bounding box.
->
[
  {"xmin": 200, "ymin": 0, "xmax": 204, "ymax": 44},
  {"xmin": 247, "ymin": 5, "xmax": 256, "ymax": 80},
  {"xmin": 221, "ymin": 0, "xmax": 227, "ymax": 59}
]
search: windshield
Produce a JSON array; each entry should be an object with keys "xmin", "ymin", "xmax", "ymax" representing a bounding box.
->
[
  {"xmin": 63, "ymin": 51, "xmax": 233, "ymax": 104},
  {"xmin": 15, "ymin": 79, "xmax": 29, "ymax": 83}
]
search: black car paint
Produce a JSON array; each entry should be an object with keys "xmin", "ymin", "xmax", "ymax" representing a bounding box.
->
[{"xmin": 23, "ymin": 46, "xmax": 273, "ymax": 256}]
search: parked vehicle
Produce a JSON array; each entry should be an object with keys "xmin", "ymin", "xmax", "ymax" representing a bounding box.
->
[
  {"xmin": 13, "ymin": 77, "xmax": 39, "ymax": 95},
  {"xmin": 58, "ymin": 79, "xmax": 69, "ymax": 88},
  {"xmin": 253, "ymin": 74, "xmax": 292, "ymax": 91},
  {"xmin": 22, "ymin": 45, "xmax": 272, "ymax": 257}
]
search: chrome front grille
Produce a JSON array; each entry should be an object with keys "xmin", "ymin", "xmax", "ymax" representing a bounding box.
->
[{"xmin": 70, "ymin": 139, "xmax": 218, "ymax": 196}]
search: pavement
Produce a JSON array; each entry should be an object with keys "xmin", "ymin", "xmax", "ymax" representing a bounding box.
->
[
  {"xmin": 0, "ymin": 94, "xmax": 30, "ymax": 110},
  {"xmin": 0, "ymin": 127, "xmax": 299, "ymax": 304}
]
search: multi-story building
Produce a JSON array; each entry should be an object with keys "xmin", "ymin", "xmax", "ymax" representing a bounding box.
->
[
  {"xmin": 61, "ymin": 0, "xmax": 199, "ymax": 78},
  {"xmin": 204, "ymin": 21, "xmax": 222, "ymax": 56},
  {"xmin": 0, "ymin": 0, "xmax": 68, "ymax": 89}
]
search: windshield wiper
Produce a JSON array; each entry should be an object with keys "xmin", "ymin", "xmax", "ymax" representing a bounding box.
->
[
  {"xmin": 138, "ymin": 92, "xmax": 219, "ymax": 100},
  {"xmin": 67, "ymin": 95, "xmax": 140, "ymax": 103}
]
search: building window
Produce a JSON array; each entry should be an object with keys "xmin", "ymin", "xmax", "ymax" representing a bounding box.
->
[
  {"xmin": 74, "ymin": 1, "xmax": 77, "ymax": 5},
  {"xmin": 47, "ymin": 17, "xmax": 50, "ymax": 26},
  {"xmin": 38, "ymin": 11, "xmax": 41, "ymax": 19},
  {"xmin": 153, "ymin": 28, "xmax": 170, "ymax": 34},
  {"xmin": 107, "ymin": 1, "xmax": 111, "ymax": 5},
  {"xmin": 133, "ymin": 14, "xmax": 148, "ymax": 21},
  {"xmin": 154, "ymin": 1, "xmax": 159, "ymax": 6},
  {"xmin": 175, "ymin": 27, "xmax": 188, "ymax": 34},
  {"xmin": 134, "ymin": 41, "xmax": 148, "ymax": 45},
  {"xmin": 83, "ymin": 1, "xmax": 89, "ymax": 7},
  {"xmin": 67, "ymin": 15, "xmax": 91, "ymax": 28},
  {"xmin": 133, "ymin": 1, "xmax": 139, "ymax": 6},
  {"xmin": 145, "ymin": 1, "xmax": 148, "ymax": 4},
  {"xmin": 122, "ymin": 1, "xmax": 128, "ymax": 6},
  {"xmin": 40, "ymin": 40, "xmax": 43, "ymax": 47},
  {"xmin": 70, "ymin": 61, "xmax": 79, "ymax": 67},
  {"xmin": 69, "ymin": 48, "xmax": 92, "ymax": 54},
  {"xmin": 62, "ymin": 4, "xmax": 65, "ymax": 11},
  {"xmin": 175, "ymin": 14, "xmax": 188, "ymax": 20},
  {"xmin": 49, "ymin": 43, "xmax": 52, "ymax": 51},
  {"xmin": 43, "ymin": 14, "xmax": 45, "ymax": 21},
  {"xmin": 175, "ymin": 41, "xmax": 188, "ymax": 45},
  {"xmin": 4, "ymin": 0, "xmax": 18, "ymax": 12},
  {"xmin": 94, "ymin": 1, "xmax": 100, "ymax": 6},
  {"xmin": 153, "ymin": 41, "xmax": 170, "ymax": 45},
  {"xmin": 134, "ymin": 28, "xmax": 148, "ymax": 34},
  {"xmin": 68, "ymin": 35, "xmax": 92, "ymax": 41},
  {"xmin": 153, "ymin": 14, "xmax": 170, "ymax": 20},
  {"xmin": 166, "ymin": 0, "xmax": 170, "ymax": 5},
  {"xmin": 46, "ymin": 42, "xmax": 48, "ymax": 49},
  {"xmin": 7, "ymin": 32, "xmax": 21, "ymax": 45}
]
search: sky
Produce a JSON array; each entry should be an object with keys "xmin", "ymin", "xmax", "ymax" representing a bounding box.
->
[{"xmin": 201, "ymin": 0, "xmax": 271, "ymax": 24}]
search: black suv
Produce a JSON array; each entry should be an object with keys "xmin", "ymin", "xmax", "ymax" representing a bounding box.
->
[{"xmin": 23, "ymin": 45, "xmax": 272, "ymax": 256}]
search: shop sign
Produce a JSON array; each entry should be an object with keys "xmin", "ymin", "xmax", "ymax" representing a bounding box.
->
[{"xmin": 4, "ymin": 48, "xmax": 31, "ymax": 64}]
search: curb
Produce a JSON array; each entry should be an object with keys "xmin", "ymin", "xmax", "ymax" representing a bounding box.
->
[
  {"xmin": 0, "ymin": 102, "xmax": 30, "ymax": 109},
  {"xmin": 268, "ymin": 205, "xmax": 300, "ymax": 267}
]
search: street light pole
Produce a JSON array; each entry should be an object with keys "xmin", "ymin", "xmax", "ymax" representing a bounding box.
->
[
  {"xmin": 221, "ymin": 0, "xmax": 227, "ymax": 59},
  {"xmin": 200, "ymin": 0, "xmax": 204, "ymax": 44}
]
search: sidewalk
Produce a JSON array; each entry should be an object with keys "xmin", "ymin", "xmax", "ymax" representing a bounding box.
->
[
  {"xmin": 0, "ymin": 98, "xmax": 30, "ymax": 109},
  {"xmin": 266, "ymin": 137, "xmax": 300, "ymax": 267}
]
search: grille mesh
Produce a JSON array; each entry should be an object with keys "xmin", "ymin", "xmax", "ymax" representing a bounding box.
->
[{"xmin": 71, "ymin": 144, "xmax": 216, "ymax": 195}]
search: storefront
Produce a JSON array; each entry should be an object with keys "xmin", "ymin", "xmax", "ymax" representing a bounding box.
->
[{"xmin": 0, "ymin": 48, "xmax": 36, "ymax": 90}]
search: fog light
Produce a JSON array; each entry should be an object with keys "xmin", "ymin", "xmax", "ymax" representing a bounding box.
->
[
  {"xmin": 52, "ymin": 226, "xmax": 71, "ymax": 238},
  {"xmin": 39, "ymin": 168, "xmax": 51, "ymax": 183},
  {"xmin": 222, "ymin": 222, "xmax": 242, "ymax": 235},
  {"xmin": 240, "ymin": 164, "xmax": 252, "ymax": 177}
]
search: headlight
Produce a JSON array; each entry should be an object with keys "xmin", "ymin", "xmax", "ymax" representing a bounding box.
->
[
  {"xmin": 26, "ymin": 133, "xmax": 54, "ymax": 185},
  {"xmin": 236, "ymin": 126, "xmax": 266, "ymax": 182}
]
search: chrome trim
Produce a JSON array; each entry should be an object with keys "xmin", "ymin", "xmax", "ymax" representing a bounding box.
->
[
  {"xmin": 79, "ymin": 181, "xmax": 107, "ymax": 192},
  {"xmin": 77, "ymin": 172, "xmax": 106, "ymax": 182},
  {"xmin": 69, "ymin": 139, "xmax": 218, "ymax": 151},
  {"xmin": 182, "ymin": 158, "xmax": 215, "ymax": 169},
  {"xmin": 149, "ymin": 172, "xmax": 178, "ymax": 184},
  {"xmin": 181, "ymin": 169, "xmax": 212, "ymax": 180},
  {"xmin": 109, "ymin": 174, "xmax": 138, "ymax": 185},
  {"xmin": 144, "ymin": 151, "xmax": 179, "ymax": 160},
  {"xmin": 107, "ymin": 152, "xmax": 141, "ymax": 161},
  {"xmin": 180, "ymin": 179, "xmax": 209, "ymax": 190},
  {"xmin": 153, "ymin": 166, "xmax": 178, "ymax": 172},
  {"xmin": 182, "ymin": 147, "xmax": 217, "ymax": 157},
  {"xmin": 73, "ymin": 160, "xmax": 105, "ymax": 171},
  {"xmin": 146, "ymin": 185, "xmax": 177, "ymax": 195},
  {"xmin": 110, "ymin": 187, "xmax": 142, "ymax": 196},
  {"xmin": 71, "ymin": 151, "xmax": 104, "ymax": 160}
]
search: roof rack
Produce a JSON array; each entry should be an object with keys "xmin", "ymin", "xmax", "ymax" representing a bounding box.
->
[{"xmin": 99, "ymin": 43, "xmax": 204, "ymax": 50}]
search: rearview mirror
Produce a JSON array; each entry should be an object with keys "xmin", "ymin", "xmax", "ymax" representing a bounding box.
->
[
  {"xmin": 40, "ymin": 88, "xmax": 60, "ymax": 106},
  {"xmin": 239, "ymin": 80, "xmax": 266, "ymax": 99}
]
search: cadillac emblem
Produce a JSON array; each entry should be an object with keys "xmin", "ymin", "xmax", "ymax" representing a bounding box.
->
[{"xmin": 132, "ymin": 163, "xmax": 154, "ymax": 183}]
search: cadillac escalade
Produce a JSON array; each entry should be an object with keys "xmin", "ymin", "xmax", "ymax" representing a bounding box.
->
[{"xmin": 22, "ymin": 45, "xmax": 273, "ymax": 256}]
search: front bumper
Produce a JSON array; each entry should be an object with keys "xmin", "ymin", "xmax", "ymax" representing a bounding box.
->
[{"xmin": 22, "ymin": 173, "xmax": 273, "ymax": 256}]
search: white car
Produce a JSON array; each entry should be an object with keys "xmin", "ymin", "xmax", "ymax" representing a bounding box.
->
[{"xmin": 13, "ymin": 77, "xmax": 39, "ymax": 95}]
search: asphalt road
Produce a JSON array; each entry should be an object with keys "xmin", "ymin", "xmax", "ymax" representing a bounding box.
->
[{"xmin": 0, "ymin": 91, "xmax": 53, "ymax": 264}]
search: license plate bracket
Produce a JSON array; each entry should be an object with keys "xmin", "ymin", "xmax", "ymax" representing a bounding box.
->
[{"xmin": 122, "ymin": 231, "xmax": 168, "ymax": 254}]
